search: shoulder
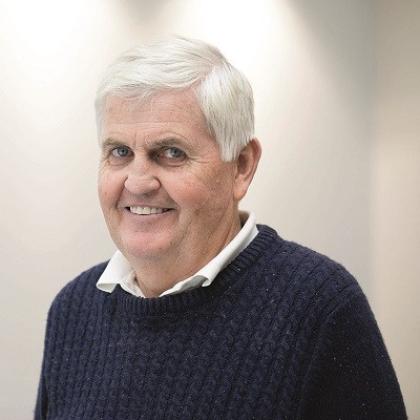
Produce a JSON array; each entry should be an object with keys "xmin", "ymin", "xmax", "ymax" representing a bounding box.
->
[
  {"xmin": 47, "ymin": 261, "xmax": 109, "ymax": 318},
  {"xmin": 255, "ymin": 225, "xmax": 363, "ymax": 312}
]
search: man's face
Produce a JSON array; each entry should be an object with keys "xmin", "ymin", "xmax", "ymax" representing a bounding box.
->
[{"xmin": 98, "ymin": 90, "xmax": 243, "ymax": 267}]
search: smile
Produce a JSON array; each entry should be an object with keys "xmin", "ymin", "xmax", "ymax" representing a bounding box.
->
[{"xmin": 128, "ymin": 206, "xmax": 171, "ymax": 215}]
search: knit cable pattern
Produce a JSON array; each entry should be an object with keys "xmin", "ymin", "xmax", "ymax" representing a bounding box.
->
[{"xmin": 35, "ymin": 225, "xmax": 407, "ymax": 420}]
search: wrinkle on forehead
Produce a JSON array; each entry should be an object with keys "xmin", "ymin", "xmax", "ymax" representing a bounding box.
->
[{"xmin": 103, "ymin": 89, "xmax": 206, "ymax": 128}]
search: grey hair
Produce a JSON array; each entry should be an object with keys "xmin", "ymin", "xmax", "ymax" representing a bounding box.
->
[{"xmin": 95, "ymin": 36, "xmax": 254, "ymax": 161}]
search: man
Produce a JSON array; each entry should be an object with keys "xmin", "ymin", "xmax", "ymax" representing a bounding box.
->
[{"xmin": 35, "ymin": 37, "xmax": 406, "ymax": 419}]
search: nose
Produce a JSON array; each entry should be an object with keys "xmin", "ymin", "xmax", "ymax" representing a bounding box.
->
[{"xmin": 124, "ymin": 162, "xmax": 161, "ymax": 195}]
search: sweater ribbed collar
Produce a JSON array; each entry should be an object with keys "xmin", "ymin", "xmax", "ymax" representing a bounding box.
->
[{"xmin": 108, "ymin": 225, "xmax": 280, "ymax": 318}]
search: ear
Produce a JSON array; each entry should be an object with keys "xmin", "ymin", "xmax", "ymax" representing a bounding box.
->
[{"xmin": 233, "ymin": 138, "xmax": 262, "ymax": 201}]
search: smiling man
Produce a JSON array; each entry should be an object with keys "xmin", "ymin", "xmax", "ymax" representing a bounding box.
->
[{"xmin": 35, "ymin": 37, "xmax": 406, "ymax": 419}]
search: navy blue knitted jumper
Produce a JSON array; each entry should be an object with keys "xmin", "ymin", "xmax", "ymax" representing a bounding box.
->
[{"xmin": 35, "ymin": 225, "xmax": 406, "ymax": 419}]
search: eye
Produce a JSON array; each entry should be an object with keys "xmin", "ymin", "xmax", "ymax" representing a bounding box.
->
[
  {"xmin": 110, "ymin": 146, "xmax": 132, "ymax": 158},
  {"xmin": 156, "ymin": 146, "xmax": 187, "ymax": 164},
  {"xmin": 164, "ymin": 147, "xmax": 185, "ymax": 159}
]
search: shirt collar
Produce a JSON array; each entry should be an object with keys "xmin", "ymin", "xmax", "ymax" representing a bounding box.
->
[{"xmin": 96, "ymin": 211, "xmax": 258, "ymax": 298}]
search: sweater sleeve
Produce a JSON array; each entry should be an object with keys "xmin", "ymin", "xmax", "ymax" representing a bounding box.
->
[
  {"xmin": 34, "ymin": 369, "xmax": 48, "ymax": 420},
  {"xmin": 34, "ymin": 297, "xmax": 54, "ymax": 420},
  {"xmin": 34, "ymin": 284, "xmax": 64, "ymax": 420},
  {"xmin": 297, "ymin": 291, "xmax": 407, "ymax": 420}
]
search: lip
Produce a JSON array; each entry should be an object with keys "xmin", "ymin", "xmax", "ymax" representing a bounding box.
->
[{"xmin": 118, "ymin": 203, "xmax": 175, "ymax": 210}]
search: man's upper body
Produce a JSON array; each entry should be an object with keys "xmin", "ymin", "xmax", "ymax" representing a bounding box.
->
[
  {"xmin": 35, "ymin": 37, "xmax": 407, "ymax": 419},
  {"xmin": 35, "ymin": 225, "xmax": 407, "ymax": 419}
]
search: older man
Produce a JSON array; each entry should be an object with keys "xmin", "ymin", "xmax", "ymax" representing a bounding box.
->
[{"xmin": 35, "ymin": 37, "xmax": 406, "ymax": 419}]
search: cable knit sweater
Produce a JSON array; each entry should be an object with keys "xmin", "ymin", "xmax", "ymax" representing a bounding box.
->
[{"xmin": 35, "ymin": 225, "xmax": 406, "ymax": 419}]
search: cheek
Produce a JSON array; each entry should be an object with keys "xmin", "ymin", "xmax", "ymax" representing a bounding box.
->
[
  {"xmin": 172, "ymin": 180, "xmax": 209, "ymax": 210},
  {"xmin": 176, "ymin": 172, "xmax": 234, "ymax": 214},
  {"xmin": 98, "ymin": 172, "xmax": 120, "ymax": 207},
  {"xmin": 206, "ymin": 166, "xmax": 235, "ymax": 194}
]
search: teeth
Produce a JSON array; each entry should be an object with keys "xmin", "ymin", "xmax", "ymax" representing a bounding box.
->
[{"xmin": 129, "ymin": 206, "xmax": 166, "ymax": 215}]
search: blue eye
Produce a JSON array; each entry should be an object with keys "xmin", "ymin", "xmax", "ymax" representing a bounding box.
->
[
  {"xmin": 111, "ymin": 146, "xmax": 131, "ymax": 157},
  {"xmin": 162, "ymin": 147, "xmax": 186, "ymax": 160}
]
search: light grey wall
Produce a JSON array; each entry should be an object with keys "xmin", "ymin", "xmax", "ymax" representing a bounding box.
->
[
  {"xmin": 371, "ymin": 1, "xmax": 420, "ymax": 418},
  {"xmin": 0, "ymin": 0, "xmax": 417, "ymax": 418}
]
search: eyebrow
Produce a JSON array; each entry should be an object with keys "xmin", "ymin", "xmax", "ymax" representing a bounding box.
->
[
  {"xmin": 102, "ymin": 136, "xmax": 191, "ymax": 150},
  {"xmin": 147, "ymin": 137, "xmax": 190, "ymax": 149},
  {"xmin": 101, "ymin": 138, "xmax": 126, "ymax": 150}
]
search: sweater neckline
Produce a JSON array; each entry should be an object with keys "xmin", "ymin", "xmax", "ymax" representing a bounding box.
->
[{"xmin": 109, "ymin": 225, "xmax": 279, "ymax": 317}]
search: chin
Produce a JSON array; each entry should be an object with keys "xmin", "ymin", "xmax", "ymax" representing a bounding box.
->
[{"xmin": 121, "ymin": 236, "xmax": 172, "ymax": 260}]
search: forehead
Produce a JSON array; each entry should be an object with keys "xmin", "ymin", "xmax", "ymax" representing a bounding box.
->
[{"xmin": 102, "ymin": 90, "xmax": 208, "ymax": 133}]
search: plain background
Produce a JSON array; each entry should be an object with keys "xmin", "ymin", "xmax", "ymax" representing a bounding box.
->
[{"xmin": 1, "ymin": 0, "xmax": 419, "ymax": 418}]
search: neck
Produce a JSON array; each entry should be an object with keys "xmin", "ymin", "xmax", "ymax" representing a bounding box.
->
[{"xmin": 129, "ymin": 214, "xmax": 242, "ymax": 298}]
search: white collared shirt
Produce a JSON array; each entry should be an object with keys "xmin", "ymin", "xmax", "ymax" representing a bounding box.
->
[{"xmin": 96, "ymin": 212, "xmax": 258, "ymax": 298}]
